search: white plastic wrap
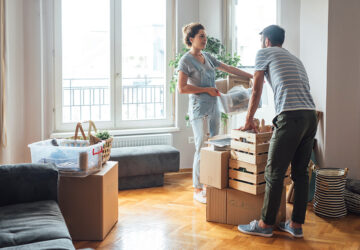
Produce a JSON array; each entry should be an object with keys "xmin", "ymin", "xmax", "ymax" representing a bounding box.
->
[{"xmin": 218, "ymin": 86, "xmax": 252, "ymax": 114}]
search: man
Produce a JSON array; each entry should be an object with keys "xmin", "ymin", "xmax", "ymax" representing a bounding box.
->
[{"xmin": 237, "ymin": 25, "xmax": 317, "ymax": 238}]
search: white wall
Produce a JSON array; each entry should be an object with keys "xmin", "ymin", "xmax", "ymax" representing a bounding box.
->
[
  {"xmin": 300, "ymin": 0, "xmax": 360, "ymax": 179},
  {"xmin": 23, "ymin": 0, "xmax": 42, "ymax": 162},
  {"xmin": 300, "ymin": 0, "xmax": 328, "ymax": 168},
  {"xmin": 172, "ymin": 0, "xmax": 200, "ymax": 169},
  {"xmin": 325, "ymin": 0, "xmax": 360, "ymax": 179},
  {"xmin": 278, "ymin": 0, "xmax": 300, "ymax": 57},
  {"xmin": 199, "ymin": 0, "xmax": 222, "ymax": 40}
]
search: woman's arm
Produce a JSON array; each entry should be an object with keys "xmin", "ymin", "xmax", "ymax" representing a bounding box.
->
[
  {"xmin": 217, "ymin": 62, "xmax": 253, "ymax": 79},
  {"xmin": 178, "ymin": 71, "xmax": 219, "ymax": 96}
]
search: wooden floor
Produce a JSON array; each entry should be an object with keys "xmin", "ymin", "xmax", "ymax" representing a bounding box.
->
[{"xmin": 74, "ymin": 172, "xmax": 360, "ymax": 250}]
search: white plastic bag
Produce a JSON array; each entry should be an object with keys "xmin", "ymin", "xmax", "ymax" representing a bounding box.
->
[{"xmin": 217, "ymin": 86, "xmax": 252, "ymax": 114}]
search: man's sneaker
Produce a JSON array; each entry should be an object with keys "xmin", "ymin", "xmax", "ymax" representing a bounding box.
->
[
  {"xmin": 193, "ymin": 191, "xmax": 206, "ymax": 204},
  {"xmin": 237, "ymin": 220, "xmax": 273, "ymax": 237},
  {"xmin": 278, "ymin": 220, "xmax": 303, "ymax": 238}
]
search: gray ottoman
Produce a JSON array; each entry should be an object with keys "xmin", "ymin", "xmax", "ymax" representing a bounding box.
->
[{"xmin": 110, "ymin": 145, "xmax": 180, "ymax": 190}]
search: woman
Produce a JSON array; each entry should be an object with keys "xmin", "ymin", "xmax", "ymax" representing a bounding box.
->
[{"xmin": 177, "ymin": 23, "xmax": 253, "ymax": 203}]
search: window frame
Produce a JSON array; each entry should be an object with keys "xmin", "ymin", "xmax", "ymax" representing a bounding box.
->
[{"xmin": 53, "ymin": 0, "xmax": 175, "ymax": 132}]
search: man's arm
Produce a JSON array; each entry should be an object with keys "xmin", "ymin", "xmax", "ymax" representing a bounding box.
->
[{"xmin": 240, "ymin": 70, "xmax": 265, "ymax": 132}]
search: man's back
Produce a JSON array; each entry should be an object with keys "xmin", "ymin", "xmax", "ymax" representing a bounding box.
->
[{"xmin": 255, "ymin": 47, "xmax": 315, "ymax": 115}]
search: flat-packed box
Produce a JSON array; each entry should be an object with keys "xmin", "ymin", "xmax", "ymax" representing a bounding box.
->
[
  {"xmin": 59, "ymin": 161, "xmax": 118, "ymax": 240},
  {"xmin": 206, "ymin": 186, "xmax": 286, "ymax": 225},
  {"xmin": 200, "ymin": 147, "xmax": 230, "ymax": 189}
]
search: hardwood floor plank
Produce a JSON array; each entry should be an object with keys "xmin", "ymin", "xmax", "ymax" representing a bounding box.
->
[{"xmin": 73, "ymin": 173, "xmax": 360, "ymax": 249}]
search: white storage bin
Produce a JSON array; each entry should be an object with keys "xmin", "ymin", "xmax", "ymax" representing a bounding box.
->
[
  {"xmin": 28, "ymin": 139, "xmax": 104, "ymax": 177},
  {"xmin": 218, "ymin": 86, "xmax": 251, "ymax": 114}
]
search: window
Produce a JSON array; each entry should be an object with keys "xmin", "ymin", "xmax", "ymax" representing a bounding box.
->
[
  {"xmin": 54, "ymin": 0, "xmax": 174, "ymax": 131},
  {"xmin": 228, "ymin": 0, "xmax": 277, "ymax": 126},
  {"xmin": 233, "ymin": 0, "xmax": 277, "ymax": 66}
]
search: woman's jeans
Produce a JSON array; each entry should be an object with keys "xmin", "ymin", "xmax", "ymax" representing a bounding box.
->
[
  {"xmin": 261, "ymin": 110, "xmax": 318, "ymax": 225},
  {"xmin": 191, "ymin": 114, "xmax": 220, "ymax": 189}
]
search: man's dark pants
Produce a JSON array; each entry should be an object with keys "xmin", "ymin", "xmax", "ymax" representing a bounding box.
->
[{"xmin": 261, "ymin": 110, "xmax": 318, "ymax": 225}]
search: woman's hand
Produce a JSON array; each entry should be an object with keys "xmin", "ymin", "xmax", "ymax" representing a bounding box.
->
[{"xmin": 206, "ymin": 87, "xmax": 220, "ymax": 96}]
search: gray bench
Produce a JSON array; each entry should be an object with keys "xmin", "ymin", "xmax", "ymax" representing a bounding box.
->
[{"xmin": 110, "ymin": 145, "xmax": 180, "ymax": 190}]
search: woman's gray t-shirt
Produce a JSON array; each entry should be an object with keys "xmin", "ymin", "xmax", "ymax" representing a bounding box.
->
[{"xmin": 177, "ymin": 51, "xmax": 220, "ymax": 86}]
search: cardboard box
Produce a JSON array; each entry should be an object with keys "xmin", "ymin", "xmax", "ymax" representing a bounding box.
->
[
  {"xmin": 206, "ymin": 186, "xmax": 286, "ymax": 226},
  {"xmin": 215, "ymin": 79, "xmax": 228, "ymax": 94},
  {"xmin": 59, "ymin": 161, "xmax": 119, "ymax": 241},
  {"xmin": 227, "ymin": 187, "xmax": 286, "ymax": 225},
  {"xmin": 206, "ymin": 187, "xmax": 227, "ymax": 224},
  {"xmin": 200, "ymin": 147, "xmax": 230, "ymax": 189},
  {"xmin": 227, "ymin": 74, "xmax": 251, "ymax": 91}
]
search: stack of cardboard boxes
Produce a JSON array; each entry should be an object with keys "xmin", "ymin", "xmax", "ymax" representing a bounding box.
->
[{"xmin": 200, "ymin": 129, "xmax": 288, "ymax": 226}]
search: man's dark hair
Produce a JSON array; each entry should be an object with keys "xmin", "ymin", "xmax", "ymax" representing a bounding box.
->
[{"xmin": 260, "ymin": 25, "xmax": 285, "ymax": 46}]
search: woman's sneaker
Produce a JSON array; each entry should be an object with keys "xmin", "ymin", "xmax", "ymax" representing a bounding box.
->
[
  {"xmin": 278, "ymin": 220, "xmax": 303, "ymax": 238},
  {"xmin": 238, "ymin": 220, "xmax": 273, "ymax": 237},
  {"xmin": 193, "ymin": 191, "xmax": 206, "ymax": 204}
]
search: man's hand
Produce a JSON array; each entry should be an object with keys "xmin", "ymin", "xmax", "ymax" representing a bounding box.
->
[{"xmin": 240, "ymin": 118, "xmax": 259, "ymax": 133}]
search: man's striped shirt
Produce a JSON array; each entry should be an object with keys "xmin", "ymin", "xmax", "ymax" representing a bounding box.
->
[{"xmin": 255, "ymin": 47, "xmax": 315, "ymax": 115}]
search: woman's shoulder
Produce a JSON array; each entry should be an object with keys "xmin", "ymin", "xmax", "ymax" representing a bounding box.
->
[
  {"xmin": 179, "ymin": 51, "xmax": 192, "ymax": 64},
  {"xmin": 202, "ymin": 51, "xmax": 212, "ymax": 58}
]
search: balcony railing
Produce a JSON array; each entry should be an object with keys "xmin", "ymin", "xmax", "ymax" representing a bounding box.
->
[{"xmin": 62, "ymin": 77, "xmax": 165, "ymax": 122}]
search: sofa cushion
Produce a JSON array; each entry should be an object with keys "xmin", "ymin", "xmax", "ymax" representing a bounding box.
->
[
  {"xmin": 0, "ymin": 163, "xmax": 58, "ymax": 207},
  {"xmin": 110, "ymin": 145, "xmax": 180, "ymax": 177},
  {"xmin": 0, "ymin": 200, "xmax": 72, "ymax": 248},
  {"xmin": 3, "ymin": 238, "xmax": 75, "ymax": 250}
]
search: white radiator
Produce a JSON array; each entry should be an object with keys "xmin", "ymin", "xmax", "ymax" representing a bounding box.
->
[{"xmin": 112, "ymin": 133, "xmax": 173, "ymax": 148}]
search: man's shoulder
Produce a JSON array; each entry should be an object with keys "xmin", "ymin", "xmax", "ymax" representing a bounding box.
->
[
  {"xmin": 256, "ymin": 47, "xmax": 277, "ymax": 58},
  {"xmin": 259, "ymin": 47, "xmax": 285, "ymax": 54}
]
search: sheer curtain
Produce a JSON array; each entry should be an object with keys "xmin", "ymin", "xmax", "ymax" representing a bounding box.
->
[{"xmin": 0, "ymin": 0, "xmax": 7, "ymax": 148}]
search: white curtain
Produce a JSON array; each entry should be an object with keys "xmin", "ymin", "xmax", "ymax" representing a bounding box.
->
[{"xmin": 0, "ymin": 0, "xmax": 7, "ymax": 148}]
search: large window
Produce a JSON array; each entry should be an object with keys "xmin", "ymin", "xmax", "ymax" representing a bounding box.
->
[
  {"xmin": 229, "ymin": 0, "xmax": 277, "ymax": 126},
  {"xmin": 233, "ymin": 0, "xmax": 277, "ymax": 66},
  {"xmin": 55, "ymin": 0, "xmax": 173, "ymax": 131}
]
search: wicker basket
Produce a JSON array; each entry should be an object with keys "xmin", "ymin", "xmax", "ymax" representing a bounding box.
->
[
  {"xmin": 67, "ymin": 121, "xmax": 112, "ymax": 165},
  {"xmin": 86, "ymin": 121, "xmax": 113, "ymax": 165}
]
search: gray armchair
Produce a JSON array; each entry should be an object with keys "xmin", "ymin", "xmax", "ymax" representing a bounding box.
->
[{"xmin": 0, "ymin": 163, "xmax": 75, "ymax": 250}]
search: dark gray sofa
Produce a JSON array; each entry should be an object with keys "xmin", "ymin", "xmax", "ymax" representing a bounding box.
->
[
  {"xmin": 0, "ymin": 163, "xmax": 75, "ymax": 250},
  {"xmin": 110, "ymin": 145, "xmax": 180, "ymax": 190}
]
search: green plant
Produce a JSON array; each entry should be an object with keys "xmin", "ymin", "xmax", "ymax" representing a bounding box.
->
[
  {"xmin": 169, "ymin": 36, "xmax": 241, "ymax": 93},
  {"xmin": 221, "ymin": 112, "xmax": 229, "ymax": 126},
  {"xmin": 95, "ymin": 131, "xmax": 110, "ymax": 140}
]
